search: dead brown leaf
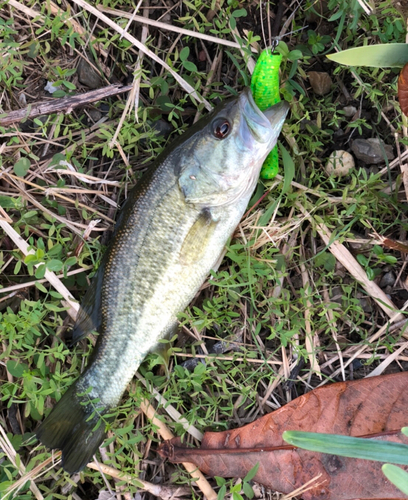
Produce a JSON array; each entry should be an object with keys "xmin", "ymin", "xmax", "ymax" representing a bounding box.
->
[{"xmin": 158, "ymin": 373, "xmax": 408, "ymax": 500}]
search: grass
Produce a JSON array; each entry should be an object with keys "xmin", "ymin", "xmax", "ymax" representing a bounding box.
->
[{"xmin": 1, "ymin": 0, "xmax": 408, "ymax": 498}]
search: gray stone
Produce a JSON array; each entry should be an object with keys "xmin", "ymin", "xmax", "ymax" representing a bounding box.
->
[
  {"xmin": 379, "ymin": 271, "xmax": 396, "ymax": 288},
  {"xmin": 343, "ymin": 105, "xmax": 357, "ymax": 118},
  {"xmin": 77, "ymin": 58, "xmax": 103, "ymax": 89},
  {"xmin": 351, "ymin": 138, "xmax": 394, "ymax": 164}
]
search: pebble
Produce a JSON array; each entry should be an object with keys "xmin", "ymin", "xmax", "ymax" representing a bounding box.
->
[
  {"xmin": 308, "ymin": 71, "xmax": 333, "ymax": 95},
  {"xmin": 325, "ymin": 150, "xmax": 355, "ymax": 177},
  {"xmin": 77, "ymin": 58, "xmax": 103, "ymax": 89},
  {"xmin": 87, "ymin": 108, "xmax": 102, "ymax": 123},
  {"xmin": 342, "ymin": 105, "xmax": 357, "ymax": 118},
  {"xmin": 379, "ymin": 271, "xmax": 396, "ymax": 288},
  {"xmin": 351, "ymin": 138, "xmax": 394, "ymax": 164}
]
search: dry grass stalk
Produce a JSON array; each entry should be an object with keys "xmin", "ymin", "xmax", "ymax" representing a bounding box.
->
[
  {"xmin": 98, "ymin": 5, "xmax": 252, "ymax": 52},
  {"xmin": 87, "ymin": 462, "xmax": 191, "ymax": 498},
  {"xmin": 108, "ymin": 3, "xmax": 149, "ymax": 146},
  {"xmin": 139, "ymin": 399, "xmax": 218, "ymax": 500},
  {"xmin": 298, "ymin": 203, "xmax": 404, "ymax": 321},
  {"xmin": 322, "ymin": 287, "xmax": 345, "ymax": 381},
  {"xmin": 6, "ymin": 0, "xmax": 109, "ymax": 58},
  {"xmin": 71, "ymin": 0, "xmax": 212, "ymax": 111},
  {"xmin": 317, "ymin": 302, "xmax": 408, "ymax": 386},
  {"xmin": 0, "ymin": 218, "xmax": 79, "ymax": 318},
  {"xmin": 300, "ymin": 260, "xmax": 322, "ymax": 379},
  {"xmin": 281, "ymin": 474, "xmax": 325, "ymax": 500},
  {"xmin": 366, "ymin": 339, "xmax": 408, "ymax": 377},
  {"xmin": 0, "ymin": 424, "xmax": 44, "ymax": 500},
  {"xmin": 6, "ymin": 172, "xmax": 115, "ymax": 223},
  {"xmin": 135, "ymin": 372, "xmax": 204, "ymax": 441},
  {"xmin": 173, "ymin": 351, "xmax": 283, "ymax": 366},
  {"xmin": 0, "ymin": 265, "xmax": 91, "ymax": 295}
]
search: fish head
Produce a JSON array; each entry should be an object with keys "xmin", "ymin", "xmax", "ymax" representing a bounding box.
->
[{"xmin": 178, "ymin": 89, "xmax": 289, "ymax": 208}]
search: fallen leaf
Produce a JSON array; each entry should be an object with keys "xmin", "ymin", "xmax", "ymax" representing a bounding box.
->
[
  {"xmin": 158, "ymin": 372, "xmax": 408, "ymax": 500},
  {"xmin": 398, "ymin": 63, "xmax": 408, "ymax": 117}
]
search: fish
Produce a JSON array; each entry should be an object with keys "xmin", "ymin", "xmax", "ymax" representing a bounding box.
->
[{"xmin": 36, "ymin": 89, "xmax": 289, "ymax": 474}]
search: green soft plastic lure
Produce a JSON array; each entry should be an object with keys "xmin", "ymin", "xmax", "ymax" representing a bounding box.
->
[{"xmin": 251, "ymin": 49, "xmax": 283, "ymax": 179}]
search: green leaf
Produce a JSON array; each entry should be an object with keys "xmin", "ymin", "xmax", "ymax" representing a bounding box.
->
[
  {"xmin": 0, "ymin": 195, "xmax": 22, "ymax": 208},
  {"xmin": 215, "ymin": 477, "xmax": 226, "ymax": 487},
  {"xmin": 231, "ymin": 8, "xmax": 247, "ymax": 17},
  {"xmin": 183, "ymin": 60, "xmax": 198, "ymax": 72},
  {"xmin": 382, "ymin": 464, "xmax": 408, "ymax": 495},
  {"xmin": 180, "ymin": 46, "xmax": 190, "ymax": 62},
  {"xmin": 35, "ymin": 280, "xmax": 47, "ymax": 293},
  {"xmin": 279, "ymin": 142, "xmax": 295, "ymax": 195},
  {"xmin": 14, "ymin": 158, "xmax": 30, "ymax": 177},
  {"xmin": 244, "ymin": 462, "xmax": 259, "ymax": 482},
  {"xmin": 243, "ymin": 482, "xmax": 254, "ymax": 499},
  {"xmin": 326, "ymin": 43, "xmax": 408, "ymax": 68},
  {"xmin": 356, "ymin": 254, "xmax": 368, "ymax": 266},
  {"xmin": 232, "ymin": 492, "xmax": 243, "ymax": 500},
  {"xmin": 46, "ymin": 259, "xmax": 63, "ymax": 272},
  {"xmin": 315, "ymin": 252, "xmax": 336, "ymax": 272},
  {"xmin": 282, "ymin": 431, "xmax": 408, "ymax": 465},
  {"xmin": 35, "ymin": 265, "xmax": 46, "ymax": 280},
  {"xmin": 7, "ymin": 360, "xmax": 29, "ymax": 378},
  {"xmin": 288, "ymin": 49, "xmax": 303, "ymax": 61},
  {"xmin": 217, "ymin": 484, "xmax": 226, "ymax": 500},
  {"xmin": 65, "ymin": 256, "xmax": 77, "ymax": 267},
  {"xmin": 366, "ymin": 267, "xmax": 375, "ymax": 281}
]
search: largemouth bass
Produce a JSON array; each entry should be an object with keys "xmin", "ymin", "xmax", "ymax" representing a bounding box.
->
[{"xmin": 37, "ymin": 89, "xmax": 289, "ymax": 473}]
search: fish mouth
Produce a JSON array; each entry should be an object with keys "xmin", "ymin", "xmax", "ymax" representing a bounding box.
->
[{"xmin": 241, "ymin": 88, "xmax": 289, "ymax": 145}]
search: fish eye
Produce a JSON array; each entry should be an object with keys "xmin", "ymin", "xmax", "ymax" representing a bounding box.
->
[{"xmin": 212, "ymin": 118, "xmax": 231, "ymax": 139}]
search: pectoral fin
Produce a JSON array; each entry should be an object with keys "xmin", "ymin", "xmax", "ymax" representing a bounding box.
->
[{"xmin": 179, "ymin": 209, "xmax": 217, "ymax": 265}]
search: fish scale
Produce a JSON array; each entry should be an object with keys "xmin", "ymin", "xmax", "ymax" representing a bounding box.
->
[{"xmin": 36, "ymin": 89, "xmax": 289, "ymax": 473}]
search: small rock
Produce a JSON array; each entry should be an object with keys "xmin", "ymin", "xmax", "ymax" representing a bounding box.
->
[
  {"xmin": 77, "ymin": 58, "xmax": 103, "ymax": 89},
  {"xmin": 380, "ymin": 271, "xmax": 396, "ymax": 288},
  {"xmin": 342, "ymin": 105, "xmax": 357, "ymax": 118},
  {"xmin": 351, "ymin": 138, "xmax": 394, "ymax": 165},
  {"xmin": 308, "ymin": 71, "xmax": 333, "ymax": 95},
  {"xmin": 325, "ymin": 150, "xmax": 355, "ymax": 177},
  {"xmin": 88, "ymin": 108, "xmax": 103, "ymax": 123}
]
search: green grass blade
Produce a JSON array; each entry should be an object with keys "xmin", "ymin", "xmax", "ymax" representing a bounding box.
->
[
  {"xmin": 326, "ymin": 43, "xmax": 408, "ymax": 68},
  {"xmin": 279, "ymin": 142, "xmax": 294, "ymax": 195},
  {"xmin": 382, "ymin": 464, "xmax": 408, "ymax": 495},
  {"xmin": 282, "ymin": 431, "xmax": 408, "ymax": 465}
]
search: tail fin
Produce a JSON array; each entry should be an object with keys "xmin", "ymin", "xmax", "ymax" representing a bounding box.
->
[{"xmin": 36, "ymin": 382, "xmax": 110, "ymax": 473}]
